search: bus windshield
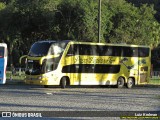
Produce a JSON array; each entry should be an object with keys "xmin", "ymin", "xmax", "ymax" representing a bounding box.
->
[
  {"xmin": 25, "ymin": 60, "xmax": 43, "ymax": 75},
  {"xmin": 28, "ymin": 42, "xmax": 54, "ymax": 57},
  {"xmin": 25, "ymin": 57, "xmax": 61, "ymax": 75},
  {"xmin": 28, "ymin": 41, "xmax": 67, "ymax": 57}
]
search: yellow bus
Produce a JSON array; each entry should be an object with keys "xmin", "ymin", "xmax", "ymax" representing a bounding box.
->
[{"xmin": 20, "ymin": 40, "xmax": 151, "ymax": 88}]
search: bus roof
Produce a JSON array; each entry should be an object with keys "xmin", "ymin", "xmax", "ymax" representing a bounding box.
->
[
  {"xmin": 34, "ymin": 40, "xmax": 71, "ymax": 44},
  {"xmin": 68, "ymin": 41, "xmax": 150, "ymax": 48},
  {"xmin": 0, "ymin": 43, "xmax": 7, "ymax": 47},
  {"xmin": 33, "ymin": 40, "xmax": 149, "ymax": 48}
]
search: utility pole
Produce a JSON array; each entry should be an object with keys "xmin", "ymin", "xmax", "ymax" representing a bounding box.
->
[{"xmin": 98, "ymin": 0, "xmax": 101, "ymax": 43}]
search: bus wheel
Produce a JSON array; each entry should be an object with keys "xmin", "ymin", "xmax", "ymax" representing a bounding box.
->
[
  {"xmin": 44, "ymin": 85, "xmax": 49, "ymax": 88},
  {"xmin": 60, "ymin": 77, "xmax": 67, "ymax": 89},
  {"xmin": 117, "ymin": 77, "xmax": 125, "ymax": 88},
  {"xmin": 127, "ymin": 78, "xmax": 134, "ymax": 89}
]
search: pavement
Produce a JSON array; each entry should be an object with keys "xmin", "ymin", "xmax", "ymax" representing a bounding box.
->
[{"xmin": 6, "ymin": 79, "xmax": 25, "ymax": 85}]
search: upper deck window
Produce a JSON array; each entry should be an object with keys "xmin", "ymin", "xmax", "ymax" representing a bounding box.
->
[{"xmin": 48, "ymin": 42, "xmax": 67, "ymax": 55}]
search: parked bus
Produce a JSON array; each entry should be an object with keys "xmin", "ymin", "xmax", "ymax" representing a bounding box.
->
[
  {"xmin": 20, "ymin": 40, "xmax": 151, "ymax": 88},
  {"xmin": 0, "ymin": 43, "xmax": 7, "ymax": 84}
]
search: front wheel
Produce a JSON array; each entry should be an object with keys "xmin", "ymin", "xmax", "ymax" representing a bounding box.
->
[
  {"xmin": 126, "ymin": 78, "xmax": 134, "ymax": 89},
  {"xmin": 117, "ymin": 77, "xmax": 125, "ymax": 88},
  {"xmin": 60, "ymin": 77, "xmax": 67, "ymax": 89},
  {"xmin": 44, "ymin": 85, "xmax": 49, "ymax": 88}
]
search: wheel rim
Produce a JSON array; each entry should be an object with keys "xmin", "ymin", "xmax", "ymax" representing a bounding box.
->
[
  {"xmin": 117, "ymin": 77, "xmax": 124, "ymax": 88},
  {"xmin": 128, "ymin": 78, "xmax": 133, "ymax": 88}
]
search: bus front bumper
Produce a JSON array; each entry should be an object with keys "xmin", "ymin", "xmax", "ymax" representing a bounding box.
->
[
  {"xmin": 25, "ymin": 79, "xmax": 48, "ymax": 85},
  {"xmin": 25, "ymin": 74, "xmax": 60, "ymax": 85}
]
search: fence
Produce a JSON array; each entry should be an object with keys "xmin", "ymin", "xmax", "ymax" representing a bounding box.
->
[
  {"xmin": 7, "ymin": 67, "xmax": 160, "ymax": 78},
  {"xmin": 151, "ymin": 71, "xmax": 160, "ymax": 79}
]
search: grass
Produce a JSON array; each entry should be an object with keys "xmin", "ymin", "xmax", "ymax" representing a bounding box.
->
[
  {"xmin": 6, "ymin": 71, "xmax": 25, "ymax": 81},
  {"xmin": 149, "ymin": 78, "xmax": 160, "ymax": 85}
]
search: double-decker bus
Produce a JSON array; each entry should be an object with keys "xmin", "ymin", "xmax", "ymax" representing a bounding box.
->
[
  {"xmin": 0, "ymin": 43, "xmax": 7, "ymax": 84},
  {"xmin": 20, "ymin": 40, "xmax": 151, "ymax": 88}
]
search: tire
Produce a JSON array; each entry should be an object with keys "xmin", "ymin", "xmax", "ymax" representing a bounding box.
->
[
  {"xmin": 44, "ymin": 85, "xmax": 49, "ymax": 88},
  {"xmin": 117, "ymin": 77, "xmax": 125, "ymax": 88},
  {"xmin": 60, "ymin": 77, "xmax": 67, "ymax": 89},
  {"xmin": 127, "ymin": 78, "xmax": 134, "ymax": 89}
]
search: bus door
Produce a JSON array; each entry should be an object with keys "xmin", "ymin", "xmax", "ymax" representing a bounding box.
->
[
  {"xmin": 137, "ymin": 58, "xmax": 149, "ymax": 84},
  {"xmin": 121, "ymin": 47, "xmax": 139, "ymax": 84},
  {"xmin": 137, "ymin": 48, "xmax": 150, "ymax": 84}
]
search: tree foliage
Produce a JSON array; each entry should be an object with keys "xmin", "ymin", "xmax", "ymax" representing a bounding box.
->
[{"xmin": 0, "ymin": 0, "xmax": 159, "ymax": 67}]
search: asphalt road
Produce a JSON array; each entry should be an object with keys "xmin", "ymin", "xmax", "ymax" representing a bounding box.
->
[{"xmin": 0, "ymin": 84, "xmax": 160, "ymax": 119}]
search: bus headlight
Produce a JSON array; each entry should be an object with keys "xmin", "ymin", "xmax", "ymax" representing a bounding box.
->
[
  {"xmin": 38, "ymin": 76, "xmax": 48, "ymax": 80},
  {"xmin": 38, "ymin": 76, "xmax": 43, "ymax": 80}
]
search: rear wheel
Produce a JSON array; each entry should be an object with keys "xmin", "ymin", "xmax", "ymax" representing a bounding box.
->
[
  {"xmin": 117, "ymin": 77, "xmax": 125, "ymax": 88},
  {"xmin": 127, "ymin": 78, "xmax": 134, "ymax": 89}
]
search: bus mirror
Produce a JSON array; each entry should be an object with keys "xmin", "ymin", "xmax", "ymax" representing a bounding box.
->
[
  {"xmin": 19, "ymin": 55, "xmax": 28, "ymax": 64},
  {"xmin": 40, "ymin": 55, "xmax": 59, "ymax": 65}
]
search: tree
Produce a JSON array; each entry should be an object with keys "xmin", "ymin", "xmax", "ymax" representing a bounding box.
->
[{"xmin": 106, "ymin": 0, "xmax": 160, "ymax": 46}]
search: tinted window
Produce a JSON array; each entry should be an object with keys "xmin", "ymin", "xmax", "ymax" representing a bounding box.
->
[
  {"xmin": 66, "ymin": 44, "xmax": 149, "ymax": 57},
  {"xmin": 29, "ymin": 42, "xmax": 53, "ymax": 56},
  {"xmin": 67, "ymin": 44, "xmax": 79, "ymax": 56},
  {"xmin": 122, "ymin": 47, "xmax": 138, "ymax": 57},
  {"xmin": 138, "ymin": 47, "xmax": 149, "ymax": 57},
  {"xmin": 79, "ymin": 45, "xmax": 98, "ymax": 55},
  {"xmin": 48, "ymin": 42, "xmax": 67, "ymax": 55},
  {"xmin": 44, "ymin": 57, "xmax": 60, "ymax": 72},
  {"xmin": 99, "ymin": 46, "xmax": 121, "ymax": 56},
  {"xmin": 67, "ymin": 44, "xmax": 121, "ymax": 56},
  {"xmin": 62, "ymin": 64, "xmax": 120, "ymax": 73},
  {"xmin": 0, "ymin": 47, "xmax": 4, "ymax": 58}
]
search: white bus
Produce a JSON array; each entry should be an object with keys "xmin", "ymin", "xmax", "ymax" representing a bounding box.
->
[{"xmin": 0, "ymin": 43, "xmax": 7, "ymax": 84}]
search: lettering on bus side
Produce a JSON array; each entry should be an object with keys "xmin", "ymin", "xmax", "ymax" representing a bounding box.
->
[{"xmin": 74, "ymin": 56, "xmax": 116, "ymax": 64}]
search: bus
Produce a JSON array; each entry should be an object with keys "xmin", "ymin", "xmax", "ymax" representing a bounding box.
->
[
  {"xmin": 20, "ymin": 40, "xmax": 151, "ymax": 88},
  {"xmin": 0, "ymin": 43, "xmax": 7, "ymax": 84}
]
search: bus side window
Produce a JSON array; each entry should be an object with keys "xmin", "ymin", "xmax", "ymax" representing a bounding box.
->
[
  {"xmin": 107, "ymin": 46, "xmax": 113, "ymax": 56},
  {"xmin": 99, "ymin": 46, "xmax": 107, "ymax": 56},
  {"xmin": 79, "ymin": 45, "xmax": 88, "ymax": 55},
  {"xmin": 122, "ymin": 47, "xmax": 134, "ymax": 57},
  {"xmin": 132, "ymin": 48, "xmax": 138, "ymax": 57},
  {"xmin": 138, "ymin": 48, "xmax": 149, "ymax": 57},
  {"xmin": 66, "ymin": 44, "xmax": 79, "ymax": 56},
  {"xmin": 100, "ymin": 46, "xmax": 113, "ymax": 56},
  {"xmin": 66, "ymin": 44, "xmax": 74, "ymax": 56}
]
